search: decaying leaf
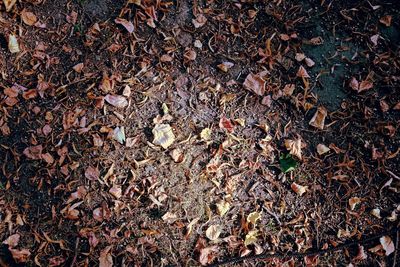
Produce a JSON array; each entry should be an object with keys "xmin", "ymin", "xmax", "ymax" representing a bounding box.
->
[
  {"xmin": 353, "ymin": 246, "xmax": 368, "ymax": 261},
  {"xmin": 4, "ymin": 0, "xmax": 17, "ymax": 12},
  {"xmin": 285, "ymin": 138, "xmax": 303, "ymax": 160},
  {"xmin": 216, "ymin": 200, "xmax": 230, "ymax": 216},
  {"xmin": 85, "ymin": 166, "xmax": 100, "ymax": 181},
  {"xmin": 198, "ymin": 245, "xmax": 218, "ymax": 266},
  {"xmin": 162, "ymin": 212, "xmax": 177, "ymax": 223},
  {"xmin": 152, "ymin": 124, "xmax": 175, "ymax": 149},
  {"xmin": 9, "ymin": 248, "xmax": 31, "ymax": 263},
  {"xmin": 8, "ymin": 34, "xmax": 20, "ymax": 53},
  {"xmin": 247, "ymin": 211, "xmax": 261, "ymax": 225},
  {"xmin": 104, "ymin": 94, "xmax": 128, "ymax": 108},
  {"xmin": 200, "ymin": 128, "xmax": 212, "ymax": 141},
  {"xmin": 113, "ymin": 127, "xmax": 125, "ymax": 144},
  {"xmin": 169, "ymin": 148, "xmax": 185, "ymax": 163},
  {"xmin": 316, "ymin": 144, "xmax": 330, "ymax": 155},
  {"xmin": 109, "ymin": 185, "xmax": 122, "ymax": 199},
  {"xmin": 219, "ymin": 116, "xmax": 234, "ymax": 133},
  {"xmin": 296, "ymin": 66, "xmax": 310, "ymax": 78},
  {"xmin": 309, "ymin": 106, "xmax": 327, "ymax": 130},
  {"xmin": 73, "ymin": 63, "xmax": 84, "ymax": 73},
  {"xmin": 379, "ymin": 15, "xmax": 392, "ymax": 27},
  {"xmin": 115, "ymin": 18, "xmax": 134, "ymax": 33},
  {"xmin": 205, "ymin": 225, "xmax": 222, "ymax": 241},
  {"xmin": 192, "ymin": 14, "xmax": 207, "ymax": 28},
  {"xmin": 349, "ymin": 197, "xmax": 361, "ymax": 210},
  {"xmin": 2, "ymin": 234, "xmax": 20, "ymax": 248},
  {"xmin": 380, "ymin": 236, "xmax": 394, "ymax": 256},
  {"xmin": 23, "ymin": 145, "xmax": 43, "ymax": 160},
  {"xmin": 243, "ymin": 73, "xmax": 266, "ymax": 96},
  {"xmin": 99, "ymin": 246, "xmax": 113, "ymax": 267},
  {"xmin": 244, "ymin": 229, "xmax": 258, "ymax": 246},
  {"xmin": 371, "ymin": 208, "xmax": 381, "ymax": 218},
  {"xmin": 21, "ymin": 9, "xmax": 38, "ymax": 26},
  {"xmin": 291, "ymin": 182, "xmax": 308, "ymax": 196},
  {"xmin": 217, "ymin": 62, "xmax": 234, "ymax": 72}
]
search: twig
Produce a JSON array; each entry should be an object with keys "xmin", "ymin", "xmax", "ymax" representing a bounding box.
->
[
  {"xmin": 393, "ymin": 231, "xmax": 399, "ymax": 267},
  {"xmin": 387, "ymin": 170, "xmax": 400, "ymax": 181},
  {"xmin": 208, "ymin": 227, "xmax": 399, "ymax": 267},
  {"xmin": 71, "ymin": 237, "xmax": 80, "ymax": 267}
]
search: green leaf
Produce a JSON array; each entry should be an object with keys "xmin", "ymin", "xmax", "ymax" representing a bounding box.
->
[{"xmin": 279, "ymin": 154, "xmax": 297, "ymax": 173}]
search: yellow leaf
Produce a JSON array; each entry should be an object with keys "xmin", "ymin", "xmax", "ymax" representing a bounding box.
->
[
  {"xmin": 244, "ymin": 230, "xmax": 258, "ymax": 246},
  {"xmin": 4, "ymin": 0, "xmax": 17, "ymax": 12},
  {"xmin": 246, "ymin": 211, "xmax": 261, "ymax": 225},
  {"xmin": 152, "ymin": 124, "xmax": 175, "ymax": 149},
  {"xmin": 200, "ymin": 127, "xmax": 211, "ymax": 141},
  {"xmin": 205, "ymin": 225, "xmax": 222, "ymax": 241},
  {"xmin": 216, "ymin": 200, "xmax": 230, "ymax": 216}
]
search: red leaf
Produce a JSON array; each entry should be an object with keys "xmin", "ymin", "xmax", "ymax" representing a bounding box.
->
[{"xmin": 219, "ymin": 116, "xmax": 234, "ymax": 133}]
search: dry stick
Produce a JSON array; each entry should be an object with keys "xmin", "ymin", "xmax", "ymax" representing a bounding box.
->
[
  {"xmin": 208, "ymin": 227, "xmax": 399, "ymax": 267},
  {"xmin": 393, "ymin": 231, "xmax": 399, "ymax": 267},
  {"xmin": 71, "ymin": 237, "xmax": 80, "ymax": 267}
]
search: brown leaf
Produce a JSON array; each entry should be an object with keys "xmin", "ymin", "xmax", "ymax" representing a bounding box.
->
[
  {"xmin": 22, "ymin": 89, "xmax": 38, "ymax": 100},
  {"xmin": 283, "ymin": 84, "xmax": 295, "ymax": 96},
  {"xmin": 358, "ymin": 80, "xmax": 373, "ymax": 92},
  {"xmin": 109, "ymin": 185, "xmax": 122, "ymax": 199},
  {"xmin": 67, "ymin": 186, "xmax": 87, "ymax": 204},
  {"xmin": 192, "ymin": 14, "xmax": 207, "ymax": 28},
  {"xmin": 291, "ymin": 182, "xmax": 308, "ymax": 196},
  {"xmin": 4, "ymin": 0, "xmax": 17, "ymax": 12},
  {"xmin": 115, "ymin": 18, "xmax": 134, "ymax": 33},
  {"xmin": 160, "ymin": 54, "xmax": 173, "ymax": 62},
  {"xmin": 100, "ymin": 74, "xmax": 115, "ymax": 93},
  {"xmin": 379, "ymin": 15, "xmax": 392, "ymax": 27},
  {"xmin": 42, "ymin": 153, "xmax": 54, "ymax": 164},
  {"xmin": 21, "ymin": 9, "xmax": 38, "ymax": 26},
  {"xmin": 48, "ymin": 256, "xmax": 66, "ymax": 267},
  {"xmin": 2, "ymin": 234, "xmax": 20, "ymax": 248},
  {"xmin": 9, "ymin": 248, "xmax": 31, "ymax": 263},
  {"xmin": 219, "ymin": 116, "xmax": 234, "ymax": 133},
  {"xmin": 217, "ymin": 62, "xmax": 234, "ymax": 72},
  {"xmin": 99, "ymin": 246, "xmax": 113, "ymax": 267},
  {"xmin": 199, "ymin": 246, "xmax": 218, "ymax": 266},
  {"xmin": 304, "ymin": 57, "xmax": 315, "ymax": 67},
  {"xmin": 85, "ymin": 166, "xmax": 100, "ymax": 181},
  {"xmin": 23, "ymin": 145, "xmax": 43, "ymax": 160},
  {"xmin": 4, "ymin": 87, "xmax": 19, "ymax": 97},
  {"xmin": 243, "ymin": 73, "xmax": 266, "ymax": 96},
  {"xmin": 296, "ymin": 66, "xmax": 310, "ymax": 78},
  {"xmin": 73, "ymin": 63, "xmax": 84, "ymax": 73},
  {"xmin": 316, "ymin": 144, "xmax": 330, "ymax": 155},
  {"xmin": 5, "ymin": 97, "xmax": 18, "ymax": 106},
  {"xmin": 380, "ymin": 236, "xmax": 395, "ymax": 256},
  {"xmin": 152, "ymin": 124, "xmax": 175, "ymax": 149},
  {"xmin": 184, "ymin": 49, "xmax": 197, "ymax": 61},
  {"xmin": 309, "ymin": 106, "xmax": 327, "ymax": 130},
  {"xmin": 169, "ymin": 148, "xmax": 185, "ymax": 163},
  {"xmin": 104, "ymin": 94, "xmax": 128, "ymax": 108},
  {"xmin": 285, "ymin": 138, "xmax": 303, "ymax": 160},
  {"xmin": 93, "ymin": 207, "xmax": 104, "ymax": 222}
]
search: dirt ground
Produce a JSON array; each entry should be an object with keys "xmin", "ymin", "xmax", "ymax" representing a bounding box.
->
[{"xmin": 0, "ymin": 0, "xmax": 399, "ymax": 266}]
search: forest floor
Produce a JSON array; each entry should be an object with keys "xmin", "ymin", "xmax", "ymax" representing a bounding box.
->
[{"xmin": 0, "ymin": 0, "xmax": 399, "ymax": 266}]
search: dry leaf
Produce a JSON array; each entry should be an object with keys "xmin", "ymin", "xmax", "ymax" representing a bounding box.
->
[
  {"xmin": 205, "ymin": 225, "xmax": 222, "ymax": 241},
  {"xmin": 109, "ymin": 185, "xmax": 122, "ymax": 199},
  {"xmin": 104, "ymin": 94, "xmax": 128, "ymax": 108},
  {"xmin": 370, "ymin": 34, "xmax": 379, "ymax": 46},
  {"xmin": 217, "ymin": 62, "xmax": 234, "ymax": 72},
  {"xmin": 349, "ymin": 197, "xmax": 361, "ymax": 210},
  {"xmin": 85, "ymin": 166, "xmax": 100, "ymax": 181},
  {"xmin": 184, "ymin": 49, "xmax": 197, "ymax": 61},
  {"xmin": 73, "ymin": 63, "xmax": 84, "ymax": 73},
  {"xmin": 23, "ymin": 145, "xmax": 43, "ymax": 160},
  {"xmin": 2, "ymin": 234, "xmax": 20, "ymax": 248},
  {"xmin": 115, "ymin": 18, "xmax": 134, "ymax": 33},
  {"xmin": 199, "ymin": 246, "xmax": 218, "ymax": 266},
  {"xmin": 192, "ymin": 14, "xmax": 207, "ymax": 28},
  {"xmin": 219, "ymin": 116, "xmax": 234, "ymax": 133},
  {"xmin": 9, "ymin": 248, "xmax": 31, "ymax": 263},
  {"xmin": 21, "ymin": 9, "xmax": 38, "ymax": 26},
  {"xmin": 283, "ymin": 84, "xmax": 295, "ymax": 96},
  {"xmin": 244, "ymin": 230, "xmax": 258, "ymax": 246},
  {"xmin": 8, "ymin": 34, "xmax": 20, "ymax": 53},
  {"xmin": 371, "ymin": 208, "xmax": 381, "ymax": 218},
  {"xmin": 316, "ymin": 144, "xmax": 330, "ymax": 155},
  {"xmin": 285, "ymin": 138, "xmax": 302, "ymax": 160},
  {"xmin": 162, "ymin": 212, "xmax": 177, "ymax": 223},
  {"xmin": 309, "ymin": 106, "xmax": 327, "ymax": 130},
  {"xmin": 243, "ymin": 73, "xmax": 266, "ymax": 96},
  {"xmin": 216, "ymin": 200, "xmax": 230, "ymax": 216},
  {"xmin": 296, "ymin": 65, "xmax": 310, "ymax": 78},
  {"xmin": 99, "ymin": 246, "xmax": 113, "ymax": 267},
  {"xmin": 200, "ymin": 128, "xmax": 212, "ymax": 141},
  {"xmin": 295, "ymin": 53, "xmax": 306, "ymax": 61},
  {"xmin": 122, "ymin": 85, "xmax": 131, "ymax": 97},
  {"xmin": 152, "ymin": 124, "xmax": 175, "ymax": 149},
  {"xmin": 380, "ymin": 236, "xmax": 394, "ymax": 256},
  {"xmin": 247, "ymin": 211, "xmax": 261, "ymax": 225},
  {"xmin": 379, "ymin": 15, "xmax": 392, "ymax": 27},
  {"xmin": 353, "ymin": 246, "xmax": 368, "ymax": 261},
  {"xmin": 169, "ymin": 148, "xmax": 185, "ymax": 163},
  {"xmin": 304, "ymin": 57, "xmax": 315, "ymax": 67},
  {"xmin": 291, "ymin": 182, "xmax": 308, "ymax": 196},
  {"xmin": 4, "ymin": 0, "xmax": 17, "ymax": 12}
]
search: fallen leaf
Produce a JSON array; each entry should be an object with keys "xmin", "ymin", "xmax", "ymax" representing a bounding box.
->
[
  {"xmin": 2, "ymin": 234, "xmax": 20, "ymax": 248},
  {"xmin": 152, "ymin": 124, "xmax": 175, "ymax": 149},
  {"xmin": 217, "ymin": 62, "xmax": 234, "ymax": 72},
  {"xmin": 304, "ymin": 57, "xmax": 315, "ymax": 67},
  {"xmin": 358, "ymin": 80, "xmax": 373, "ymax": 92},
  {"xmin": 244, "ymin": 229, "xmax": 258, "ymax": 246},
  {"xmin": 198, "ymin": 246, "xmax": 218, "ymax": 266},
  {"xmin": 200, "ymin": 128, "xmax": 212, "ymax": 141},
  {"xmin": 291, "ymin": 182, "xmax": 308, "ymax": 196},
  {"xmin": 21, "ymin": 9, "xmax": 38, "ymax": 26},
  {"xmin": 353, "ymin": 246, "xmax": 368, "ymax": 261},
  {"xmin": 370, "ymin": 34, "xmax": 379, "ymax": 46},
  {"xmin": 23, "ymin": 145, "xmax": 43, "ymax": 160},
  {"xmin": 283, "ymin": 84, "xmax": 295, "ymax": 96},
  {"xmin": 184, "ymin": 49, "xmax": 197, "ymax": 61},
  {"xmin": 3, "ymin": 0, "xmax": 17, "ymax": 12},
  {"xmin": 216, "ymin": 200, "xmax": 230, "ymax": 216},
  {"xmin": 309, "ymin": 106, "xmax": 327, "ymax": 130},
  {"xmin": 371, "ymin": 208, "xmax": 381, "ymax": 218},
  {"xmin": 104, "ymin": 94, "xmax": 128, "ymax": 108},
  {"xmin": 316, "ymin": 144, "xmax": 330, "ymax": 155},
  {"xmin": 115, "ymin": 18, "xmax": 134, "ymax": 33},
  {"xmin": 192, "ymin": 14, "xmax": 207, "ymax": 28},
  {"xmin": 349, "ymin": 197, "xmax": 361, "ymax": 210},
  {"xmin": 349, "ymin": 77, "xmax": 359, "ymax": 91},
  {"xmin": 243, "ymin": 73, "xmax": 266, "ymax": 96},
  {"xmin": 304, "ymin": 255, "xmax": 319, "ymax": 267},
  {"xmin": 169, "ymin": 148, "xmax": 185, "ymax": 163},
  {"xmin": 205, "ymin": 225, "xmax": 222, "ymax": 241},
  {"xmin": 73, "ymin": 63, "xmax": 84, "ymax": 73},
  {"xmin": 9, "ymin": 248, "xmax": 31, "ymax": 263},
  {"xmin": 160, "ymin": 54, "xmax": 173, "ymax": 62},
  {"xmin": 296, "ymin": 66, "xmax": 310, "ymax": 78},
  {"xmin": 295, "ymin": 53, "xmax": 306, "ymax": 61},
  {"xmin": 380, "ymin": 236, "xmax": 394, "ymax": 256},
  {"xmin": 247, "ymin": 211, "xmax": 261, "ymax": 225},
  {"xmin": 113, "ymin": 127, "xmax": 125, "ymax": 144},
  {"xmin": 379, "ymin": 15, "xmax": 392, "ymax": 27},
  {"xmin": 85, "ymin": 166, "xmax": 100, "ymax": 181},
  {"xmin": 8, "ymin": 34, "xmax": 20, "ymax": 53},
  {"xmin": 93, "ymin": 207, "xmax": 103, "ymax": 222},
  {"xmin": 219, "ymin": 116, "xmax": 234, "ymax": 133},
  {"xmin": 109, "ymin": 185, "xmax": 122, "ymax": 199},
  {"xmin": 67, "ymin": 186, "xmax": 87, "ymax": 204},
  {"xmin": 99, "ymin": 246, "xmax": 113, "ymax": 267},
  {"xmin": 285, "ymin": 138, "xmax": 302, "ymax": 160},
  {"xmin": 122, "ymin": 85, "xmax": 131, "ymax": 97},
  {"xmin": 162, "ymin": 212, "xmax": 177, "ymax": 223}
]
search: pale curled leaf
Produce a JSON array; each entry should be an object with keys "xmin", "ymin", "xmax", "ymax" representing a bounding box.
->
[
  {"xmin": 380, "ymin": 236, "xmax": 394, "ymax": 256},
  {"xmin": 285, "ymin": 138, "xmax": 302, "ymax": 160},
  {"xmin": 115, "ymin": 18, "xmax": 134, "ymax": 33},
  {"xmin": 205, "ymin": 225, "xmax": 222, "ymax": 241},
  {"xmin": 8, "ymin": 34, "xmax": 20, "ymax": 53},
  {"xmin": 152, "ymin": 124, "xmax": 175, "ymax": 149},
  {"xmin": 104, "ymin": 94, "xmax": 128, "ymax": 108},
  {"xmin": 316, "ymin": 143, "xmax": 330, "ymax": 155},
  {"xmin": 247, "ymin": 211, "xmax": 261, "ymax": 225},
  {"xmin": 291, "ymin": 182, "xmax": 308, "ymax": 196},
  {"xmin": 309, "ymin": 106, "xmax": 327, "ymax": 130},
  {"xmin": 243, "ymin": 73, "xmax": 266, "ymax": 96},
  {"xmin": 349, "ymin": 197, "xmax": 361, "ymax": 210}
]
